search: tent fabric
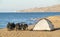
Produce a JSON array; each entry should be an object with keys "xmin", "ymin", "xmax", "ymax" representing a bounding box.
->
[{"xmin": 33, "ymin": 18, "xmax": 54, "ymax": 30}]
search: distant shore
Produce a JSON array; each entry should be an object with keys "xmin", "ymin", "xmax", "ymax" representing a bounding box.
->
[{"xmin": 16, "ymin": 4, "xmax": 60, "ymax": 12}]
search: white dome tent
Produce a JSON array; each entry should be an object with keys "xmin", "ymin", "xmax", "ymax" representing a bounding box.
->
[{"xmin": 33, "ymin": 18, "xmax": 54, "ymax": 31}]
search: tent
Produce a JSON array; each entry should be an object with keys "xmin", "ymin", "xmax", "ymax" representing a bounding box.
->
[{"xmin": 33, "ymin": 18, "xmax": 54, "ymax": 31}]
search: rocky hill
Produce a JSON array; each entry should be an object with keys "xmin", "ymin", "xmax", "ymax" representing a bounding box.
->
[{"xmin": 17, "ymin": 5, "xmax": 60, "ymax": 12}]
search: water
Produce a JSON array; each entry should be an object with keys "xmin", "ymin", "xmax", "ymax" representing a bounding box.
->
[{"xmin": 0, "ymin": 12, "xmax": 60, "ymax": 28}]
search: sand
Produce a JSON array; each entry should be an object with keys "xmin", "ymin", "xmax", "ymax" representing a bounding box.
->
[
  {"xmin": 0, "ymin": 28, "xmax": 60, "ymax": 37},
  {"xmin": 0, "ymin": 16, "xmax": 60, "ymax": 37},
  {"xmin": 47, "ymin": 16, "xmax": 60, "ymax": 28}
]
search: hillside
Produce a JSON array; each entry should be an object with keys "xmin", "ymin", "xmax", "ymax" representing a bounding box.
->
[
  {"xmin": 17, "ymin": 5, "xmax": 60, "ymax": 12},
  {"xmin": 47, "ymin": 16, "xmax": 60, "ymax": 28}
]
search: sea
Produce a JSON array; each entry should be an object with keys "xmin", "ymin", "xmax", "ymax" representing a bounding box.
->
[{"xmin": 0, "ymin": 12, "xmax": 60, "ymax": 28}]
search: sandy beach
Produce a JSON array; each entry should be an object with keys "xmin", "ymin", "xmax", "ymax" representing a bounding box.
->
[
  {"xmin": 0, "ymin": 28, "xmax": 60, "ymax": 37},
  {"xmin": 0, "ymin": 16, "xmax": 60, "ymax": 37}
]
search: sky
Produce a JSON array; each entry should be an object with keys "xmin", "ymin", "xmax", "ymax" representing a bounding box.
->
[{"xmin": 0, "ymin": 0, "xmax": 60, "ymax": 12}]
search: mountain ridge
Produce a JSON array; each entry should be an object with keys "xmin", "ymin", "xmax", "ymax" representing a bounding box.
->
[{"xmin": 17, "ymin": 5, "xmax": 60, "ymax": 12}]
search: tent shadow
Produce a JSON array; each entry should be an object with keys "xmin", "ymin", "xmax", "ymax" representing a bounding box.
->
[
  {"xmin": 48, "ymin": 28, "xmax": 60, "ymax": 32},
  {"xmin": 29, "ymin": 28, "xmax": 60, "ymax": 32},
  {"xmin": 54, "ymin": 28, "xmax": 60, "ymax": 31}
]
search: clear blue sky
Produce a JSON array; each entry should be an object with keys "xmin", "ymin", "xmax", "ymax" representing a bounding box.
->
[{"xmin": 0, "ymin": 0, "xmax": 60, "ymax": 12}]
